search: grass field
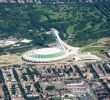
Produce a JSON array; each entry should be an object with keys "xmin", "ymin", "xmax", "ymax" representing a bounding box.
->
[{"xmin": 82, "ymin": 46, "xmax": 106, "ymax": 52}]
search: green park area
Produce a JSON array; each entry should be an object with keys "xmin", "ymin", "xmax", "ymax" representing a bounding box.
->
[
  {"xmin": 81, "ymin": 40, "xmax": 110, "ymax": 52},
  {"xmin": 0, "ymin": 3, "xmax": 110, "ymax": 47}
]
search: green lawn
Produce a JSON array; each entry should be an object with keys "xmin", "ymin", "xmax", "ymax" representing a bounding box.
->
[{"xmin": 82, "ymin": 46, "xmax": 106, "ymax": 52}]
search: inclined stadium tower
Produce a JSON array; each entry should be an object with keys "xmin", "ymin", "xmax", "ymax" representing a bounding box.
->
[{"xmin": 22, "ymin": 28, "xmax": 80, "ymax": 63}]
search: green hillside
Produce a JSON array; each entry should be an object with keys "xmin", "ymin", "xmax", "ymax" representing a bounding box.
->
[{"xmin": 0, "ymin": 3, "xmax": 110, "ymax": 46}]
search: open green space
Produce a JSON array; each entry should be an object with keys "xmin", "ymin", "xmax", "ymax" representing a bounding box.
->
[
  {"xmin": 82, "ymin": 46, "xmax": 106, "ymax": 52},
  {"xmin": 0, "ymin": 3, "xmax": 110, "ymax": 46}
]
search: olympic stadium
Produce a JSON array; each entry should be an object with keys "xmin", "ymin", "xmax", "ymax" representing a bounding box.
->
[{"xmin": 22, "ymin": 28, "xmax": 101, "ymax": 63}]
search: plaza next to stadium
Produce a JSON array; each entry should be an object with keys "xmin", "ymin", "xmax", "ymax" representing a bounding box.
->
[{"xmin": 22, "ymin": 28, "xmax": 101, "ymax": 63}]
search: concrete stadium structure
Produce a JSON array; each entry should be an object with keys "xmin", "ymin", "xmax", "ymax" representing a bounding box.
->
[
  {"xmin": 22, "ymin": 29, "xmax": 80, "ymax": 63},
  {"xmin": 22, "ymin": 28, "xmax": 101, "ymax": 63}
]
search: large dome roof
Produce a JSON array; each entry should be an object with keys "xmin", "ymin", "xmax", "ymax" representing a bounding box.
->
[
  {"xmin": 22, "ymin": 47, "xmax": 69, "ymax": 62},
  {"xmin": 22, "ymin": 29, "xmax": 80, "ymax": 63}
]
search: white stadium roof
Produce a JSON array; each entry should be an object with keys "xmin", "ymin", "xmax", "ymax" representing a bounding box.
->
[
  {"xmin": 22, "ymin": 29, "xmax": 100, "ymax": 63},
  {"xmin": 22, "ymin": 47, "xmax": 69, "ymax": 62}
]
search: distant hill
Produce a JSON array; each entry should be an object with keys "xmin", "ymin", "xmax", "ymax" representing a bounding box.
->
[{"xmin": 0, "ymin": 3, "xmax": 110, "ymax": 47}]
